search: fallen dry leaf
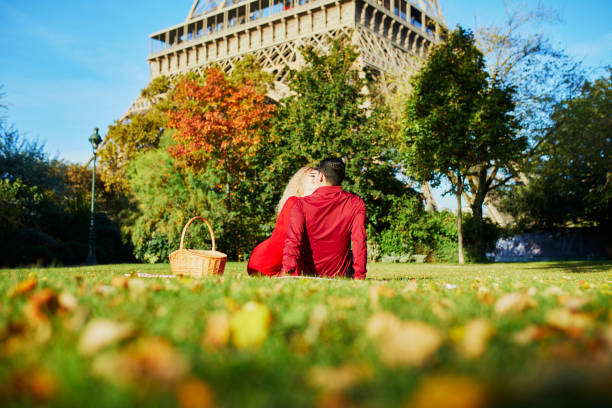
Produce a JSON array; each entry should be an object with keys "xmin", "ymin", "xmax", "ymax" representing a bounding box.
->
[
  {"xmin": 308, "ymin": 364, "xmax": 372, "ymax": 391},
  {"xmin": 92, "ymin": 337, "xmax": 188, "ymax": 388},
  {"xmin": 127, "ymin": 278, "xmax": 147, "ymax": 296},
  {"xmin": 546, "ymin": 308, "xmax": 593, "ymax": 331},
  {"xmin": 230, "ymin": 302, "xmax": 271, "ymax": 350},
  {"xmin": 408, "ymin": 375, "xmax": 487, "ymax": 408},
  {"xmin": 24, "ymin": 289, "xmax": 58, "ymax": 326},
  {"xmin": 475, "ymin": 287, "xmax": 494, "ymax": 305},
  {"xmin": 366, "ymin": 313, "xmax": 442, "ymax": 367},
  {"xmin": 176, "ymin": 377, "xmax": 215, "ymax": 408},
  {"xmin": 456, "ymin": 319, "xmax": 495, "ymax": 359},
  {"xmin": 202, "ymin": 312, "xmax": 230, "ymax": 349},
  {"xmin": 317, "ymin": 390, "xmax": 355, "ymax": 408},
  {"xmin": 63, "ymin": 306, "xmax": 90, "ymax": 332},
  {"xmin": 304, "ymin": 305, "xmax": 327, "ymax": 345},
  {"xmin": 366, "ymin": 312, "xmax": 400, "ymax": 339},
  {"xmin": 328, "ymin": 297, "xmax": 357, "ymax": 309},
  {"xmin": 5, "ymin": 366, "xmax": 58, "ymax": 402},
  {"xmin": 543, "ymin": 286, "xmax": 565, "ymax": 297},
  {"xmin": 9, "ymin": 277, "xmax": 38, "ymax": 297},
  {"xmin": 78, "ymin": 318, "xmax": 134, "ymax": 356},
  {"xmin": 58, "ymin": 292, "xmax": 78, "ymax": 311},
  {"xmin": 513, "ymin": 325, "xmax": 539, "ymax": 346},
  {"xmin": 494, "ymin": 292, "xmax": 538, "ymax": 315},
  {"xmin": 93, "ymin": 284, "xmax": 116, "ymax": 296},
  {"xmin": 431, "ymin": 301, "xmax": 450, "ymax": 320},
  {"xmin": 0, "ymin": 321, "xmax": 30, "ymax": 356},
  {"xmin": 557, "ymin": 295, "xmax": 590, "ymax": 311},
  {"xmin": 111, "ymin": 276, "xmax": 129, "ymax": 289}
]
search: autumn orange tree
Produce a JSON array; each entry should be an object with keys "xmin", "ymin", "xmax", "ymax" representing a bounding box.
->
[
  {"xmin": 167, "ymin": 67, "xmax": 275, "ymax": 202},
  {"xmin": 124, "ymin": 64, "xmax": 275, "ymax": 261}
]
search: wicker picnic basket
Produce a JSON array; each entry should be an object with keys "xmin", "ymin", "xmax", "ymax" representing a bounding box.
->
[{"xmin": 168, "ymin": 217, "xmax": 227, "ymax": 277}]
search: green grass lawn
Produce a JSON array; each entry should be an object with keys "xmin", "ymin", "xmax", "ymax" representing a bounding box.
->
[{"xmin": 1, "ymin": 261, "xmax": 611, "ymax": 407}]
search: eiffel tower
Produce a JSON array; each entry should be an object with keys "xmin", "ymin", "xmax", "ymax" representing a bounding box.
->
[{"xmin": 124, "ymin": 0, "xmax": 447, "ymax": 117}]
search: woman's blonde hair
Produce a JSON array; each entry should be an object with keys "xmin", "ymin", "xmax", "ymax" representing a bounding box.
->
[{"xmin": 276, "ymin": 166, "xmax": 317, "ymax": 214}]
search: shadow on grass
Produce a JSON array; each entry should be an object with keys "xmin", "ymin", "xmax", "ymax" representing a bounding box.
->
[{"xmin": 526, "ymin": 260, "xmax": 612, "ymax": 274}]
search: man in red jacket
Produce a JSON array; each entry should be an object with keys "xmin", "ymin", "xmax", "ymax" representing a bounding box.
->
[{"xmin": 281, "ymin": 158, "xmax": 367, "ymax": 279}]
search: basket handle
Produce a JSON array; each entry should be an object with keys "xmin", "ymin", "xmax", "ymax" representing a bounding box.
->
[{"xmin": 179, "ymin": 217, "xmax": 216, "ymax": 252}]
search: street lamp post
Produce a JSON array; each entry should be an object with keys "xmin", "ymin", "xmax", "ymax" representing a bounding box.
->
[{"xmin": 85, "ymin": 128, "xmax": 103, "ymax": 265}]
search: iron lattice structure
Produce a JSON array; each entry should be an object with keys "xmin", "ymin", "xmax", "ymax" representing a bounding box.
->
[{"xmin": 124, "ymin": 0, "xmax": 447, "ymax": 116}]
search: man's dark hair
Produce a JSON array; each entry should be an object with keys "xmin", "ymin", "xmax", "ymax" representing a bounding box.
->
[{"xmin": 318, "ymin": 157, "xmax": 345, "ymax": 186}]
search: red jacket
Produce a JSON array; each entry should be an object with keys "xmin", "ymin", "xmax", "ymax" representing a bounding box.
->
[{"xmin": 282, "ymin": 186, "xmax": 367, "ymax": 279}]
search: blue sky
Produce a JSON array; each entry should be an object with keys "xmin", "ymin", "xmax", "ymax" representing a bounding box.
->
[{"xmin": 1, "ymin": 0, "xmax": 610, "ymax": 207}]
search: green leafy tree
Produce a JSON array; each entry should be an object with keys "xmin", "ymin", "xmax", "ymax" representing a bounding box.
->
[
  {"xmin": 99, "ymin": 56, "xmax": 273, "ymax": 196},
  {"xmin": 500, "ymin": 69, "xmax": 612, "ymax": 231},
  {"xmin": 98, "ymin": 59, "xmax": 272, "ymax": 254},
  {"xmin": 123, "ymin": 59, "xmax": 276, "ymax": 262},
  {"xmin": 0, "ymin": 124, "xmax": 131, "ymax": 266},
  {"xmin": 0, "ymin": 178, "xmax": 43, "ymax": 231},
  {"xmin": 0, "ymin": 123, "xmax": 65, "ymax": 191},
  {"xmin": 402, "ymin": 27, "xmax": 524, "ymax": 263},
  {"xmin": 166, "ymin": 67, "xmax": 275, "ymax": 201},
  {"xmin": 126, "ymin": 133, "xmax": 261, "ymax": 261},
  {"xmin": 126, "ymin": 141, "xmax": 225, "ymax": 263},
  {"xmin": 262, "ymin": 37, "xmax": 406, "ymax": 236}
]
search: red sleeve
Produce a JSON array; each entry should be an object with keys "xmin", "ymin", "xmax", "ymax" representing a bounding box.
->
[
  {"xmin": 351, "ymin": 198, "xmax": 367, "ymax": 280},
  {"xmin": 282, "ymin": 199, "xmax": 305, "ymax": 273}
]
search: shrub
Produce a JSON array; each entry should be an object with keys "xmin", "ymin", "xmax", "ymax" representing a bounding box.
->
[
  {"xmin": 374, "ymin": 197, "xmax": 500, "ymax": 263},
  {"xmin": 378, "ymin": 194, "xmax": 425, "ymax": 256}
]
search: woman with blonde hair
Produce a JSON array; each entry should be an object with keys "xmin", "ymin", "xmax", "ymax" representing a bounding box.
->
[{"xmin": 247, "ymin": 166, "xmax": 318, "ymax": 276}]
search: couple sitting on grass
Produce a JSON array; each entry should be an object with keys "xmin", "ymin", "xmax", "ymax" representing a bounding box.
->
[{"xmin": 247, "ymin": 158, "xmax": 367, "ymax": 280}]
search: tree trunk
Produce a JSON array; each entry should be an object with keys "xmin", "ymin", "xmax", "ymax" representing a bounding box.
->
[
  {"xmin": 422, "ymin": 181, "xmax": 439, "ymax": 212},
  {"xmin": 470, "ymin": 167, "xmax": 488, "ymax": 262},
  {"xmin": 456, "ymin": 175, "xmax": 465, "ymax": 264},
  {"xmin": 471, "ymin": 198, "xmax": 484, "ymax": 262}
]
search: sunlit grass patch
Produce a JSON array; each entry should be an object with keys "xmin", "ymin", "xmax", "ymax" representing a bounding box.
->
[{"xmin": 1, "ymin": 261, "xmax": 611, "ymax": 407}]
